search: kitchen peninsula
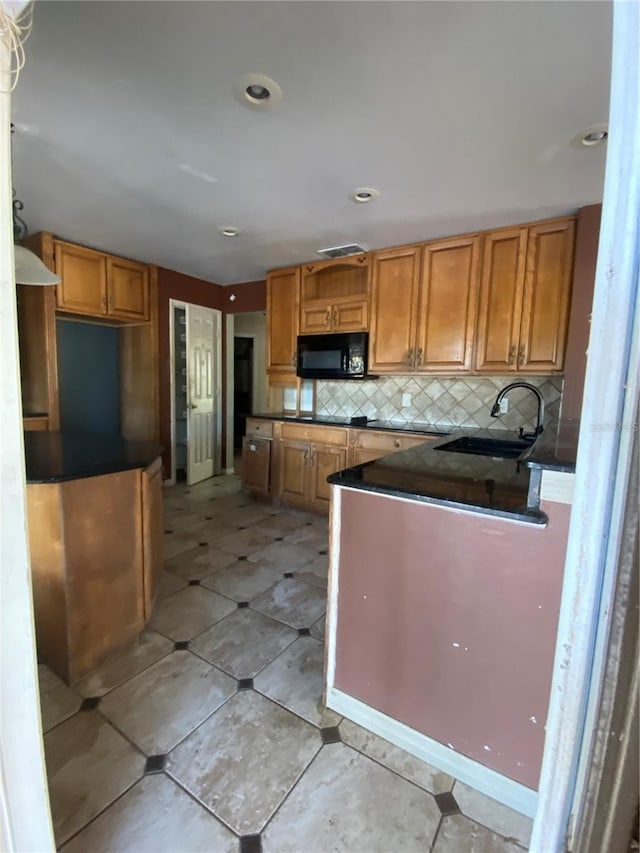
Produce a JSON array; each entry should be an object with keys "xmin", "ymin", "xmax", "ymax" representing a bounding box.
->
[
  {"xmin": 25, "ymin": 431, "xmax": 163, "ymax": 685},
  {"xmin": 323, "ymin": 430, "xmax": 577, "ymax": 817}
]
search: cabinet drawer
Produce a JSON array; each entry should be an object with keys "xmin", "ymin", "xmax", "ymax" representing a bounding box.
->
[
  {"xmin": 246, "ymin": 418, "xmax": 275, "ymax": 438},
  {"xmin": 280, "ymin": 423, "xmax": 348, "ymax": 446},
  {"xmin": 351, "ymin": 429, "xmax": 434, "ymax": 453}
]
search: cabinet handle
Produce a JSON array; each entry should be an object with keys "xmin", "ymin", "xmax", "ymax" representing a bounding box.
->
[
  {"xmin": 303, "ymin": 449, "xmax": 309, "ymax": 465},
  {"xmin": 518, "ymin": 344, "xmax": 526, "ymax": 367},
  {"xmin": 394, "ymin": 439, "xmax": 400, "ymax": 448},
  {"xmin": 508, "ymin": 344, "xmax": 516, "ymax": 365},
  {"xmin": 416, "ymin": 348, "xmax": 423, "ymax": 367},
  {"xmin": 325, "ymin": 309, "xmax": 331, "ymax": 327},
  {"xmin": 406, "ymin": 348, "xmax": 414, "ymax": 366},
  {"xmin": 291, "ymin": 353, "xmax": 296, "ymax": 367},
  {"xmin": 333, "ymin": 308, "xmax": 338, "ymax": 326}
]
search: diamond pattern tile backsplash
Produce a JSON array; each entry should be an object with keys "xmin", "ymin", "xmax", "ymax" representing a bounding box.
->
[{"xmin": 315, "ymin": 375, "xmax": 563, "ymax": 436}]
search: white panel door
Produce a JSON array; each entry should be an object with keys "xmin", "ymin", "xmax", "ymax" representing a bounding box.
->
[{"xmin": 187, "ymin": 305, "xmax": 218, "ymax": 484}]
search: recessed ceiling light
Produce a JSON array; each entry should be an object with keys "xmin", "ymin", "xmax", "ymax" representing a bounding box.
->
[
  {"xmin": 582, "ymin": 129, "xmax": 608, "ymax": 146},
  {"xmin": 233, "ymin": 74, "xmax": 282, "ymax": 110},
  {"xmin": 571, "ymin": 123, "xmax": 608, "ymax": 149},
  {"xmin": 219, "ymin": 226, "xmax": 239, "ymax": 237},
  {"xmin": 352, "ymin": 187, "xmax": 380, "ymax": 203}
]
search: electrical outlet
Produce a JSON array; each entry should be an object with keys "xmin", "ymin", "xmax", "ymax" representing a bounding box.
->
[
  {"xmin": 499, "ymin": 398, "xmax": 509, "ymax": 414},
  {"xmin": 402, "ymin": 393, "xmax": 412, "ymax": 408}
]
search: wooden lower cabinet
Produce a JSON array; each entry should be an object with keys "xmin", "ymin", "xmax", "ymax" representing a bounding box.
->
[
  {"xmin": 241, "ymin": 436, "xmax": 272, "ymax": 496},
  {"xmin": 27, "ymin": 460, "xmax": 163, "ymax": 684},
  {"xmin": 348, "ymin": 430, "xmax": 435, "ymax": 466},
  {"xmin": 246, "ymin": 419, "xmax": 438, "ymax": 512},
  {"xmin": 278, "ymin": 440, "xmax": 311, "ymax": 507},
  {"xmin": 277, "ymin": 439, "xmax": 347, "ymax": 512},
  {"xmin": 309, "ymin": 445, "xmax": 348, "ymax": 509}
]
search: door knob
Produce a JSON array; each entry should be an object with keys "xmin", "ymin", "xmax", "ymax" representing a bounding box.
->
[{"xmin": 188, "ymin": 403, "xmax": 197, "ymax": 410}]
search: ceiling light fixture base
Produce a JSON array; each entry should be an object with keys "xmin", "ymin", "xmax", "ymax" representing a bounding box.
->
[
  {"xmin": 233, "ymin": 73, "xmax": 282, "ymax": 110},
  {"xmin": 352, "ymin": 187, "xmax": 380, "ymax": 203}
]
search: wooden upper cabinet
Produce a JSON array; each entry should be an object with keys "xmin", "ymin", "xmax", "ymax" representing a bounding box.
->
[
  {"xmin": 55, "ymin": 240, "xmax": 151, "ymax": 324},
  {"xmin": 416, "ymin": 236, "xmax": 481, "ymax": 372},
  {"xmin": 107, "ymin": 257, "xmax": 150, "ymax": 322},
  {"xmin": 475, "ymin": 218, "xmax": 575, "ymax": 373},
  {"xmin": 369, "ymin": 246, "xmax": 421, "ymax": 372},
  {"xmin": 55, "ymin": 241, "xmax": 107, "ymax": 316},
  {"xmin": 267, "ymin": 267, "xmax": 300, "ymax": 374},
  {"xmin": 519, "ymin": 218, "xmax": 576, "ymax": 372},
  {"xmin": 332, "ymin": 299, "xmax": 369, "ymax": 332},
  {"xmin": 299, "ymin": 256, "xmax": 369, "ymax": 335},
  {"xmin": 474, "ymin": 228, "xmax": 528, "ymax": 372}
]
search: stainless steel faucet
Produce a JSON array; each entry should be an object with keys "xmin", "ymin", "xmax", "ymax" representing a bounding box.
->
[{"xmin": 490, "ymin": 382, "xmax": 545, "ymax": 441}]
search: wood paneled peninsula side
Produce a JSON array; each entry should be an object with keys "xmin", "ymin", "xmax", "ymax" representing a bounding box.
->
[{"xmin": 25, "ymin": 432, "xmax": 163, "ymax": 684}]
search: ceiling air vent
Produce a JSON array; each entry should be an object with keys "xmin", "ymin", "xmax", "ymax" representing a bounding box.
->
[{"xmin": 316, "ymin": 243, "xmax": 367, "ymax": 259}]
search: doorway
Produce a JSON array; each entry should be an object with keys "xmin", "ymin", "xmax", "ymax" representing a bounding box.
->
[
  {"xmin": 169, "ymin": 300, "xmax": 222, "ymax": 485},
  {"xmin": 225, "ymin": 312, "xmax": 268, "ymax": 472},
  {"xmin": 234, "ymin": 337, "xmax": 253, "ymax": 455}
]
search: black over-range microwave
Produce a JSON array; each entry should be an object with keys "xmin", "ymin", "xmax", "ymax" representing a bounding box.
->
[{"xmin": 296, "ymin": 332, "xmax": 369, "ymax": 380}]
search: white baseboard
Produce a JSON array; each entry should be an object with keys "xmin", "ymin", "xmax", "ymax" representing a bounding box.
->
[
  {"xmin": 223, "ymin": 467, "xmax": 236, "ymax": 475},
  {"xmin": 327, "ymin": 687, "xmax": 537, "ymax": 818}
]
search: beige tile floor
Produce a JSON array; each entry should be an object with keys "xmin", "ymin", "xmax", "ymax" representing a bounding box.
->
[{"xmin": 40, "ymin": 473, "xmax": 533, "ymax": 852}]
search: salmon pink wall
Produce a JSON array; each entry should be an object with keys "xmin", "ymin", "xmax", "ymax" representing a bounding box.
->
[
  {"xmin": 334, "ymin": 489, "xmax": 571, "ymax": 790},
  {"xmin": 157, "ymin": 268, "xmax": 266, "ymax": 476}
]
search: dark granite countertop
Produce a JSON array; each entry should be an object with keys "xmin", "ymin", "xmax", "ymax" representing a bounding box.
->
[
  {"xmin": 25, "ymin": 432, "xmax": 163, "ymax": 484},
  {"xmin": 250, "ymin": 412, "xmax": 579, "ymax": 472},
  {"xmin": 525, "ymin": 421, "xmax": 579, "ymax": 472},
  {"xmin": 249, "ymin": 413, "xmax": 448, "ymax": 437},
  {"xmin": 327, "ymin": 429, "xmax": 549, "ymax": 524}
]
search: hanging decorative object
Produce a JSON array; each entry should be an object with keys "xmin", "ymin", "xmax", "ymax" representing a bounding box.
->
[
  {"xmin": 0, "ymin": 1, "xmax": 34, "ymax": 93},
  {"xmin": 11, "ymin": 124, "xmax": 60, "ymax": 285}
]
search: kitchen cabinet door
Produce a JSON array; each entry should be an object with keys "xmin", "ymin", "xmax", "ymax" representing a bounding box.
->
[
  {"xmin": 300, "ymin": 304, "xmax": 331, "ymax": 334},
  {"xmin": 474, "ymin": 228, "xmax": 527, "ymax": 372},
  {"xmin": 242, "ymin": 436, "xmax": 271, "ymax": 495},
  {"xmin": 519, "ymin": 218, "xmax": 575, "ymax": 372},
  {"xmin": 267, "ymin": 267, "xmax": 300, "ymax": 375},
  {"xmin": 369, "ymin": 246, "xmax": 421, "ymax": 373},
  {"xmin": 55, "ymin": 241, "xmax": 108, "ymax": 317},
  {"xmin": 107, "ymin": 256, "xmax": 150, "ymax": 322},
  {"xmin": 332, "ymin": 299, "xmax": 369, "ymax": 332},
  {"xmin": 278, "ymin": 440, "xmax": 309, "ymax": 507},
  {"xmin": 141, "ymin": 458, "xmax": 163, "ymax": 620},
  {"xmin": 309, "ymin": 444, "xmax": 347, "ymax": 510},
  {"xmin": 415, "ymin": 236, "xmax": 480, "ymax": 372}
]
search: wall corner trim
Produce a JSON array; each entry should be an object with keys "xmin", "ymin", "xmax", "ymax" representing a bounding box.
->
[{"xmin": 326, "ymin": 686, "xmax": 538, "ymax": 819}]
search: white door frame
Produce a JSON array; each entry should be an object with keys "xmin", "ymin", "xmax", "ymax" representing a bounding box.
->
[
  {"xmin": 168, "ymin": 298, "xmax": 222, "ymax": 486},
  {"xmin": 224, "ymin": 313, "xmax": 235, "ymax": 473},
  {"xmin": 0, "ymin": 40, "xmax": 55, "ymax": 851},
  {"xmin": 226, "ymin": 311, "xmax": 268, "ymax": 474},
  {"xmin": 530, "ymin": 3, "xmax": 639, "ymax": 850}
]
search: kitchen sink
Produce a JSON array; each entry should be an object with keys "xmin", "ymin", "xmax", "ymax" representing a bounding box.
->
[{"xmin": 435, "ymin": 435, "xmax": 533, "ymax": 459}]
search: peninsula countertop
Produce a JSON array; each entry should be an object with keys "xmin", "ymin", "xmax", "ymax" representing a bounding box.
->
[
  {"xmin": 249, "ymin": 413, "xmax": 579, "ymax": 472},
  {"xmin": 24, "ymin": 431, "xmax": 164, "ymax": 484},
  {"xmin": 327, "ymin": 429, "xmax": 547, "ymax": 524}
]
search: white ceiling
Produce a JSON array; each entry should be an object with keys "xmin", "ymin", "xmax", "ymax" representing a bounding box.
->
[{"xmin": 13, "ymin": 1, "xmax": 611, "ymax": 285}]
